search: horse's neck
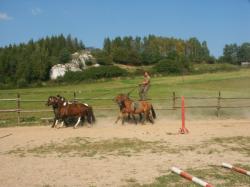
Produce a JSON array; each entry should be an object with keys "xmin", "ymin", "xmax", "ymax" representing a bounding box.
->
[
  {"xmin": 57, "ymin": 101, "xmax": 66, "ymax": 109},
  {"xmin": 52, "ymin": 105, "xmax": 58, "ymax": 111},
  {"xmin": 53, "ymin": 107, "xmax": 59, "ymax": 115}
]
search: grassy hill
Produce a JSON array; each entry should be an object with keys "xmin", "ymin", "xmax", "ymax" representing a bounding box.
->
[{"xmin": 0, "ymin": 68, "xmax": 250, "ymax": 126}]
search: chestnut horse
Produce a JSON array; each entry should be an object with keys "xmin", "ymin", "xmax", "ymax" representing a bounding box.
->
[
  {"xmin": 47, "ymin": 95, "xmax": 95, "ymax": 128},
  {"xmin": 114, "ymin": 94, "xmax": 156, "ymax": 124}
]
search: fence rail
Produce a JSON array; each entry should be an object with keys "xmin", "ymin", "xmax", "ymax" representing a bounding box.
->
[{"xmin": 1, "ymin": 91, "xmax": 250, "ymax": 125}]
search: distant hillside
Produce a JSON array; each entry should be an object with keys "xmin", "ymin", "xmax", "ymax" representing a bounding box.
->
[{"xmin": 113, "ymin": 63, "xmax": 152, "ymax": 73}]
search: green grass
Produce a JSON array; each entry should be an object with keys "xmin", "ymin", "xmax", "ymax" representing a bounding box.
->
[{"xmin": 1, "ymin": 69, "xmax": 250, "ymax": 126}]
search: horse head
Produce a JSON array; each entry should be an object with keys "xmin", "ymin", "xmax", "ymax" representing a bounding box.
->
[
  {"xmin": 56, "ymin": 95, "xmax": 69, "ymax": 106},
  {"xmin": 114, "ymin": 94, "xmax": 129, "ymax": 110},
  {"xmin": 56, "ymin": 95, "xmax": 66, "ymax": 102},
  {"xmin": 47, "ymin": 96, "xmax": 58, "ymax": 107}
]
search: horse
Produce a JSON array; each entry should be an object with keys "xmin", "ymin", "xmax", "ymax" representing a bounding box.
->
[
  {"xmin": 47, "ymin": 95, "xmax": 95, "ymax": 128},
  {"xmin": 47, "ymin": 96, "xmax": 62, "ymax": 128},
  {"xmin": 56, "ymin": 95, "xmax": 96, "ymax": 125},
  {"xmin": 114, "ymin": 93, "xmax": 156, "ymax": 124}
]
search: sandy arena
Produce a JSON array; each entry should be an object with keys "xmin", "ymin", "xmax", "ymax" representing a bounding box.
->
[{"xmin": 0, "ymin": 118, "xmax": 250, "ymax": 186}]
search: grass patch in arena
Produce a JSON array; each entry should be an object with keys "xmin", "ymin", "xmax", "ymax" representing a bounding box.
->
[
  {"xmin": 204, "ymin": 136, "xmax": 250, "ymax": 156},
  {"xmin": 7, "ymin": 136, "xmax": 250, "ymax": 158},
  {"xmin": 7, "ymin": 137, "xmax": 176, "ymax": 157},
  {"xmin": 177, "ymin": 136, "xmax": 250, "ymax": 157}
]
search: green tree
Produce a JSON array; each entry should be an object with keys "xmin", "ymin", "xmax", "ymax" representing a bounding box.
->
[
  {"xmin": 59, "ymin": 48, "xmax": 71, "ymax": 64},
  {"xmin": 223, "ymin": 44, "xmax": 239, "ymax": 64},
  {"xmin": 238, "ymin": 43, "xmax": 250, "ymax": 62},
  {"xmin": 103, "ymin": 37, "xmax": 111, "ymax": 54}
]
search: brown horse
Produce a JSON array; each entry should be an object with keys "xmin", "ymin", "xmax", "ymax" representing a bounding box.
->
[
  {"xmin": 47, "ymin": 95, "xmax": 95, "ymax": 128},
  {"xmin": 114, "ymin": 94, "xmax": 156, "ymax": 124},
  {"xmin": 56, "ymin": 95, "xmax": 96, "ymax": 125}
]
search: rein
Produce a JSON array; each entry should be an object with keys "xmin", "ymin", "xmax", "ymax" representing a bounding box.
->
[{"xmin": 127, "ymin": 86, "xmax": 138, "ymax": 96}]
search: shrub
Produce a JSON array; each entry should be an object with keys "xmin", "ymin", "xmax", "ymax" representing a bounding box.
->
[
  {"xmin": 97, "ymin": 55, "xmax": 113, "ymax": 65},
  {"xmin": 16, "ymin": 78, "xmax": 28, "ymax": 88},
  {"xmin": 85, "ymin": 60, "xmax": 93, "ymax": 66},
  {"xmin": 62, "ymin": 66, "xmax": 128, "ymax": 82},
  {"xmin": 154, "ymin": 59, "xmax": 183, "ymax": 74}
]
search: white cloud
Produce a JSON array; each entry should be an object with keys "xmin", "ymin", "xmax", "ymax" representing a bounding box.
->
[
  {"xmin": 31, "ymin": 8, "xmax": 42, "ymax": 16},
  {"xmin": 0, "ymin": 12, "xmax": 12, "ymax": 21}
]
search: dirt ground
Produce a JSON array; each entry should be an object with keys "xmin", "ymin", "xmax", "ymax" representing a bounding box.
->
[{"xmin": 0, "ymin": 118, "xmax": 250, "ymax": 187}]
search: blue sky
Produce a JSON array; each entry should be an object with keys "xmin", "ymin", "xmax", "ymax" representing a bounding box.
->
[{"xmin": 0, "ymin": 0, "xmax": 250, "ymax": 57}]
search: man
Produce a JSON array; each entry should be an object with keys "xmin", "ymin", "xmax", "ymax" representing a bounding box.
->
[{"xmin": 139, "ymin": 71, "xmax": 151, "ymax": 100}]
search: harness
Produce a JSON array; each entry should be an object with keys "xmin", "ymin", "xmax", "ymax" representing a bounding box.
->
[
  {"xmin": 131, "ymin": 101, "xmax": 140, "ymax": 112},
  {"xmin": 63, "ymin": 101, "xmax": 73, "ymax": 106}
]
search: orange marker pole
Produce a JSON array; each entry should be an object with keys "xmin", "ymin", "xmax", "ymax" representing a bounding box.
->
[{"xmin": 179, "ymin": 96, "xmax": 189, "ymax": 134}]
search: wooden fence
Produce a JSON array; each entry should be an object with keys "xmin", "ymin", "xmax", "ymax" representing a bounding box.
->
[{"xmin": 0, "ymin": 91, "xmax": 250, "ymax": 125}]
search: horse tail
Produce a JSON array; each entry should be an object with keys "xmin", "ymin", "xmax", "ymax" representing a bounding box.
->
[
  {"xmin": 151, "ymin": 105, "xmax": 156, "ymax": 119},
  {"xmin": 88, "ymin": 106, "xmax": 96, "ymax": 124}
]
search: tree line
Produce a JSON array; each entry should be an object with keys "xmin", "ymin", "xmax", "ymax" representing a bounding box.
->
[
  {"xmin": 0, "ymin": 34, "xmax": 84, "ymax": 88},
  {"xmin": 92, "ymin": 35, "xmax": 212, "ymax": 66},
  {"xmin": 218, "ymin": 43, "xmax": 250, "ymax": 64}
]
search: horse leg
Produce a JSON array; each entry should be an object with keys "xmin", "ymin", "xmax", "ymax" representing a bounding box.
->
[
  {"xmin": 141, "ymin": 113, "xmax": 146, "ymax": 125},
  {"xmin": 51, "ymin": 118, "xmax": 55, "ymax": 128},
  {"xmin": 86, "ymin": 111, "xmax": 92, "ymax": 126},
  {"xmin": 122, "ymin": 114, "xmax": 125, "ymax": 125},
  {"xmin": 115, "ymin": 112, "xmax": 122, "ymax": 124},
  {"xmin": 139, "ymin": 113, "xmax": 143, "ymax": 122},
  {"xmin": 145, "ymin": 110, "xmax": 154, "ymax": 124},
  {"xmin": 115, "ymin": 116, "xmax": 120, "ymax": 124},
  {"xmin": 81, "ymin": 116, "xmax": 85, "ymax": 126},
  {"xmin": 52, "ymin": 118, "xmax": 58, "ymax": 128},
  {"xmin": 58, "ymin": 120, "xmax": 64, "ymax": 128},
  {"xmin": 86, "ymin": 113, "xmax": 92, "ymax": 128},
  {"xmin": 132, "ymin": 114, "xmax": 137, "ymax": 125},
  {"xmin": 74, "ymin": 117, "xmax": 81, "ymax": 129},
  {"xmin": 128, "ymin": 113, "xmax": 133, "ymax": 123},
  {"xmin": 122, "ymin": 113, "xmax": 129, "ymax": 125},
  {"xmin": 148, "ymin": 113, "xmax": 154, "ymax": 124}
]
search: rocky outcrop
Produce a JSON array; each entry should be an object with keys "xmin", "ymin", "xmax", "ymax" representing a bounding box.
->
[{"xmin": 50, "ymin": 50, "xmax": 98, "ymax": 80}]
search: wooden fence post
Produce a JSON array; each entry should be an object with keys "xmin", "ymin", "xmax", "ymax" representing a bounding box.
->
[
  {"xmin": 17, "ymin": 93, "xmax": 20, "ymax": 125},
  {"xmin": 73, "ymin": 91, "xmax": 76, "ymax": 102},
  {"xmin": 172, "ymin": 92, "xmax": 176, "ymax": 110},
  {"xmin": 216, "ymin": 91, "xmax": 221, "ymax": 117}
]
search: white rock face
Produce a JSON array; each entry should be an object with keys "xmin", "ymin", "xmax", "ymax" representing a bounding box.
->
[{"xmin": 50, "ymin": 50, "xmax": 97, "ymax": 80}]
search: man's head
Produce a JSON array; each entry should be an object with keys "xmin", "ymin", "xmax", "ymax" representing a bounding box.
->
[{"xmin": 144, "ymin": 71, "xmax": 149, "ymax": 77}]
